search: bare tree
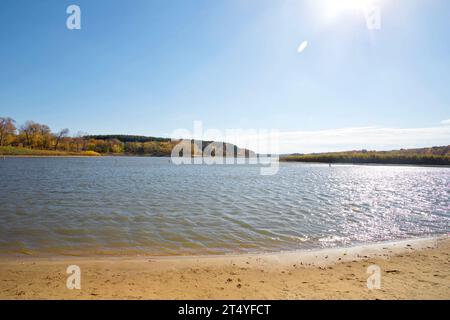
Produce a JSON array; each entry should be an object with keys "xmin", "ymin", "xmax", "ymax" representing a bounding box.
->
[{"xmin": 54, "ymin": 128, "xmax": 69, "ymax": 150}]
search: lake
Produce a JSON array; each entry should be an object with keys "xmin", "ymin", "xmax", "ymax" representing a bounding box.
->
[{"xmin": 0, "ymin": 157, "xmax": 448, "ymax": 256}]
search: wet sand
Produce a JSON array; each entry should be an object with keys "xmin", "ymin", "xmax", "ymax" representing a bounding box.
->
[{"xmin": 0, "ymin": 237, "xmax": 449, "ymax": 299}]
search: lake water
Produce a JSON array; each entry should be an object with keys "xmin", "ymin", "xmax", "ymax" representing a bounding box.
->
[{"xmin": 0, "ymin": 157, "xmax": 449, "ymax": 256}]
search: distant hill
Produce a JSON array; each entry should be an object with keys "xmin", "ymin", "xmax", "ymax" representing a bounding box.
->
[
  {"xmin": 84, "ymin": 135, "xmax": 171, "ymax": 143},
  {"xmin": 281, "ymin": 146, "xmax": 450, "ymax": 165}
]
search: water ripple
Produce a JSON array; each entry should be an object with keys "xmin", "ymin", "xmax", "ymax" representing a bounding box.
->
[{"xmin": 0, "ymin": 157, "xmax": 449, "ymax": 256}]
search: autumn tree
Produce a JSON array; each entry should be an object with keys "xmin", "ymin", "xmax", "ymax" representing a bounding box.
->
[
  {"xmin": 19, "ymin": 121, "xmax": 41, "ymax": 148},
  {"xmin": 18, "ymin": 121, "xmax": 56, "ymax": 149},
  {"xmin": 0, "ymin": 117, "xmax": 16, "ymax": 146},
  {"xmin": 38, "ymin": 124, "xmax": 52, "ymax": 149}
]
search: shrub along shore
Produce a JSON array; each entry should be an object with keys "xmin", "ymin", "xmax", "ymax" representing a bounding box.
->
[
  {"xmin": 281, "ymin": 146, "xmax": 450, "ymax": 166},
  {"xmin": 0, "ymin": 146, "xmax": 100, "ymax": 157}
]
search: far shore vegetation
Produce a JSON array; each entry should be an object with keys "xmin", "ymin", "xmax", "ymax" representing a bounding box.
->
[
  {"xmin": 0, "ymin": 117, "xmax": 252, "ymax": 157},
  {"xmin": 2, "ymin": 116, "xmax": 449, "ymax": 164},
  {"xmin": 281, "ymin": 146, "xmax": 450, "ymax": 165}
]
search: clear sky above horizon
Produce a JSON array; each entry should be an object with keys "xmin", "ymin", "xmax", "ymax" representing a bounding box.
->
[{"xmin": 0, "ymin": 0, "xmax": 449, "ymax": 153}]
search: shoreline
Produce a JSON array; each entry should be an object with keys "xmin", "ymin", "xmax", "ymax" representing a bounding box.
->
[
  {"xmin": 1, "ymin": 155, "xmax": 101, "ymax": 158},
  {"xmin": 281, "ymin": 160, "xmax": 450, "ymax": 168},
  {"xmin": 3, "ymin": 155, "xmax": 450, "ymax": 168},
  {"xmin": 0, "ymin": 235, "xmax": 445, "ymax": 263},
  {"xmin": 1, "ymin": 236, "xmax": 449, "ymax": 299}
]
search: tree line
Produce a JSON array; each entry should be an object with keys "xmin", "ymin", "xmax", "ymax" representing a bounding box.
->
[
  {"xmin": 281, "ymin": 147, "xmax": 450, "ymax": 165},
  {"xmin": 0, "ymin": 117, "xmax": 179, "ymax": 155},
  {"xmin": 0, "ymin": 117, "xmax": 253, "ymax": 157},
  {"xmin": 0, "ymin": 117, "xmax": 76, "ymax": 150}
]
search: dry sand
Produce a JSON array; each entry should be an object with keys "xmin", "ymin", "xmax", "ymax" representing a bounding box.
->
[{"xmin": 0, "ymin": 237, "xmax": 449, "ymax": 300}]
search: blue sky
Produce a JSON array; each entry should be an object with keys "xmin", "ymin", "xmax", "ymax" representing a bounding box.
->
[{"xmin": 0, "ymin": 0, "xmax": 449, "ymax": 153}]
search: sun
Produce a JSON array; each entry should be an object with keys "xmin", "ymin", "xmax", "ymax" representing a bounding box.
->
[{"xmin": 323, "ymin": 0, "xmax": 373, "ymax": 21}]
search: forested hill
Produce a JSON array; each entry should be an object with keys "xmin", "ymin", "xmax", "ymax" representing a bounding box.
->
[
  {"xmin": 84, "ymin": 135, "xmax": 171, "ymax": 143},
  {"xmin": 281, "ymin": 146, "xmax": 450, "ymax": 165}
]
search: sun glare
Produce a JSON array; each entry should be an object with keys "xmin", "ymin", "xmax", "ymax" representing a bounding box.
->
[{"xmin": 323, "ymin": 0, "xmax": 373, "ymax": 21}]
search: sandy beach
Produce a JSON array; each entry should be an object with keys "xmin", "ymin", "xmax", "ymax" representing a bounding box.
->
[{"xmin": 0, "ymin": 236, "xmax": 449, "ymax": 300}]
